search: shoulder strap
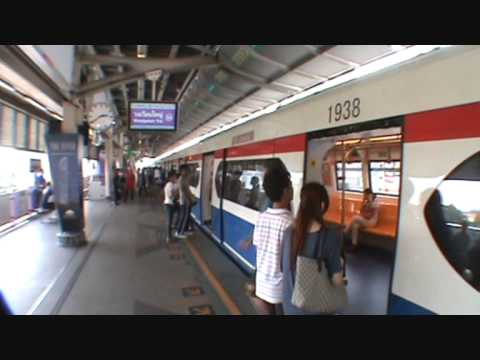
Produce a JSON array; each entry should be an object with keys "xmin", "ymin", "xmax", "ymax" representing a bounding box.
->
[{"xmin": 315, "ymin": 226, "xmax": 329, "ymax": 272}]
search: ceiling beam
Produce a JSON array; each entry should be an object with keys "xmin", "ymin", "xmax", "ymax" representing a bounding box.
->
[
  {"xmin": 157, "ymin": 45, "xmax": 180, "ymax": 101},
  {"xmin": 74, "ymin": 55, "xmax": 218, "ymax": 99},
  {"xmin": 77, "ymin": 53, "xmax": 218, "ymax": 75},
  {"xmin": 186, "ymin": 45, "xmax": 216, "ymax": 56},
  {"xmin": 240, "ymin": 45, "xmax": 289, "ymax": 70},
  {"xmin": 113, "ymin": 45, "xmax": 130, "ymax": 113}
]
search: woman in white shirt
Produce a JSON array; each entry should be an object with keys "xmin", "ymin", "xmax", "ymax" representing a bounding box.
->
[{"xmin": 164, "ymin": 171, "xmax": 179, "ymax": 242}]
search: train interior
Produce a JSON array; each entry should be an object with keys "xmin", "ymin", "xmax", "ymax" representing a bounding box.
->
[{"xmin": 306, "ymin": 126, "xmax": 403, "ymax": 315}]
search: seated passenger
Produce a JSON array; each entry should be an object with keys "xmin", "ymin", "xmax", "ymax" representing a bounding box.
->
[
  {"xmin": 41, "ymin": 182, "xmax": 54, "ymax": 211},
  {"xmin": 344, "ymin": 188, "xmax": 379, "ymax": 251}
]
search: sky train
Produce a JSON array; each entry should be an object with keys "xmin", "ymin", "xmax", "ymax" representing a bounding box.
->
[{"xmin": 160, "ymin": 45, "xmax": 480, "ymax": 315}]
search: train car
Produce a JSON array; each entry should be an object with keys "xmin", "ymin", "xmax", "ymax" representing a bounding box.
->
[{"xmin": 162, "ymin": 45, "xmax": 480, "ymax": 315}]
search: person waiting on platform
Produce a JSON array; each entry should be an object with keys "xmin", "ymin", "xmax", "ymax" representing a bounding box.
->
[
  {"xmin": 281, "ymin": 182, "xmax": 344, "ymax": 315},
  {"xmin": 113, "ymin": 169, "xmax": 122, "ymax": 206},
  {"xmin": 138, "ymin": 169, "xmax": 148, "ymax": 198},
  {"xmin": 124, "ymin": 168, "xmax": 136, "ymax": 203},
  {"xmin": 251, "ymin": 166, "xmax": 293, "ymax": 315},
  {"xmin": 164, "ymin": 170, "xmax": 179, "ymax": 243},
  {"xmin": 344, "ymin": 188, "xmax": 379, "ymax": 251},
  {"xmin": 41, "ymin": 182, "xmax": 55, "ymax": 211},
  {"xmin": 175, "ymin": 165, "xmax": 195, "ymax": 239},
  {"xmin": 32, "ymin": 168, "xmax": 46, "ymax": 211}
]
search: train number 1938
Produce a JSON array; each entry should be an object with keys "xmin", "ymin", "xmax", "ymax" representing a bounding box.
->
[{"xmin": 328, "ymin": 98, "xmax": 361, "ymax": 123}]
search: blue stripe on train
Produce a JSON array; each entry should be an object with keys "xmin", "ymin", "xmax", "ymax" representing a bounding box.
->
[
  {"xmin": 388, "ymin": 294, "xmax": 435, "ymax": 315},
  {"xmin": 192, "ymin": 200, "xmax": 201, "ymax": 222},
  {"xmin": 223, "ymin": 210, "xmax": 256, "ymax": 269},
  {"xmin": 212, "ymin": 206, "xmax": 222, "ymax": 241}
]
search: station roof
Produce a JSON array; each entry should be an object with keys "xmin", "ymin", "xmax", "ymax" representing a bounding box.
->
[{"xmin": 79, "ymin": 45, "xmax": 413, "ymax": 157}]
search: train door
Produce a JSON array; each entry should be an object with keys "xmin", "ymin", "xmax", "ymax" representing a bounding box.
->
[
  {"xmin": 201, "ymin": 153, "xmax": 215, "ymax": 227},
  {"xmin": 305, "ymin": 119, "xmax": 403, "ymax": 315}
]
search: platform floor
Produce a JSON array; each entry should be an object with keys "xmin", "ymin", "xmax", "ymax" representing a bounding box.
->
[
  {"xmin": 0, "ymin": 194, "xmax": 256, "ymax": 315},
  {"xmin": 0, "ymin": 191, "xmax": 394, "ymax": 316}
]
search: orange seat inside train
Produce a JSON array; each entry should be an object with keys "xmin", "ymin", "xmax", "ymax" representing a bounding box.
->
[{"xmin": 324, "ymin": 194, "xmax": 399, "ymax": 238}]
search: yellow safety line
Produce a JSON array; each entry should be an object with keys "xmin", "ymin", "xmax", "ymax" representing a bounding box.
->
[{"xmin": 186, "ymin": 239, "xmax": 242, "ymax": 315}]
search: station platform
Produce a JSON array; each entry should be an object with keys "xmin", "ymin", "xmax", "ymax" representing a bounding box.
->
[{"xmin": 0, "ymin": 193, "xmax": 258, "ymax": 315}]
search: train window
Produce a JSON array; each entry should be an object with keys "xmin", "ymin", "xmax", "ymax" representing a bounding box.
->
[
  {"xmin": 221, "ymin": 158, "xmax": 286, "ymax": 212},
  {"xmin": 336, "ymin": 161, "xmax": 364, "ymax": 192},
  {"xmin": 425, "ymin": 151, "xmax": 480, "ymax": 292},
  {"xmin": 186, "ymin": 163, "xmax": 200, "ymax": 188},
  {"xmin": 369, "ymin": 161, "xmax": 401, "ymax": 196}
]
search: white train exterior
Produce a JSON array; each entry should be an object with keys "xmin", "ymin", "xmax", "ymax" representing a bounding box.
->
[{"xmin": 161, "ymin": 45, "xmax": 480, "ymax": 315}]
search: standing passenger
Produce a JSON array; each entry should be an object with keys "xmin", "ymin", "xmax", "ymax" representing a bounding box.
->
[
  {"xmin": 175, "ymin": 165, "xmax": 194, "ymax": 239},
  {"xmin": 113, "ymin": 169, "xmax": 122, "ymax": 206},
  {"xmin": 281, "ymin": 182, "xmax": 344, "ymax": 315},
  {"xmin": 124, "ymin": 168, "xmax": 136, "ymax": 203},
  {"xmin": 164, "ymin": 171, "xmax": 179, "ymax": 243},
  {"xmin": 252, "ymin": 166, "xmax": 293, "ymax": 315}
]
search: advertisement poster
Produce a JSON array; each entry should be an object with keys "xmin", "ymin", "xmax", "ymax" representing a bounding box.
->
[{"xmin": 46, "ymin": 133, "xmax": 85, "ymax": 234}]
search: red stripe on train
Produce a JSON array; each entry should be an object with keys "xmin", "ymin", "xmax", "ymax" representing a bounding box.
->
[
  {"xmin": 227, "ymin": 134, "xmax": 306, "ymax": 158},
  {"xmin": 405, "ymin": 102, "xmax": 480, "ymax": 143},
  {"xmin": 214, "ymin": 150, "xmax": 225, "ymax": 159},
  {"xmin": 186, "ymin": 154, "xmax": 202, "ymax": 162}
]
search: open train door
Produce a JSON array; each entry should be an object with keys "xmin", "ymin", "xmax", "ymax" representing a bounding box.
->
[{"xmin": 305, "ymin": 118, "xmax": 403, "ymax": 315}]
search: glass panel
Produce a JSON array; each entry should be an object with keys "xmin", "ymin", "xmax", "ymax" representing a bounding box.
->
[
  {"xmin": 223, "ymin": 158, "xmax": 286, "ymax": 212},
  {"xmin": 370, "ymin": 161, "xmax": 401, "ymax": 196},
  {"xmin": 336, "ymin": 161, "xmax": 363, "ymax": 192},
  {"xmin": 187, "ymin": 163, "xmax": 200, "ymax": 188},
  {"xmin": 16, "ymin": 112, "xmax": 26, "ymax": 148},
  {"xmin": 1, "ymin": 106, "xmax": 14, "ymax": 147},
  {"xmin": 29, "ymin": 117, "xmax": 37, "ymax": 151},
  {"xmin": 425, "ymin": 151, "xmax": 480, "ymax": 292}
]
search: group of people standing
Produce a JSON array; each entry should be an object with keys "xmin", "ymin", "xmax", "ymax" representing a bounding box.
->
[
  {"xmin": 113, "ymin": 167, "xmax": 166, "ymax": 206},
  {"xmin": 163, "ymin": 165, "xmax": 196, "ymax": 243},
  {"xmin": 245, "ymin": 163, "xmax": 379, "ymax": 315}
]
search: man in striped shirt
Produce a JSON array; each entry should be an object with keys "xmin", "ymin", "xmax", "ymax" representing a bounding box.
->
[{"xmin": 252, "ymin": 166, "xmax": 293, "ymax": 315}]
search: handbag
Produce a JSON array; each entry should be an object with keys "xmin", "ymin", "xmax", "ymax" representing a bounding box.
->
[{"xmin": 291, "ymin": 227, "xmax": 348, "ymax": 314}]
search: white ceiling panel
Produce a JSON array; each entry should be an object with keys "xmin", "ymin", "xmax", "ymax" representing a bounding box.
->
[
  {"xmin": 327, "ymin": 45, "xmax": 393, "ymax": 65},
  {"xmin": 254, "ymin": 88, "xmax": 289, "ymax": 102},
  {"xmin": 297, "ymin": 55, "xmax": 352, "ymax": 78},
  {"xmin": 275, "ymin": 72, "xmax": 321, "ymax": 89}
]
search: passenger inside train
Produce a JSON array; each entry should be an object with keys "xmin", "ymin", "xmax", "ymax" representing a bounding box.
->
[
  {"xmin": 344, "ymin": 188, "xmax": 379, "ymax": 251},
  {"xmin": 306, "ymin": 126, "xmax": 402, "ymax": 314}
]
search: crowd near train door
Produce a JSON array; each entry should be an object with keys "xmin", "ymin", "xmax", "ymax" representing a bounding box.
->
[
  {"xmin": 305, "ymin": 119, "xmax": 403, "ymax": 315},
  {"xmin": 201, "ymin": 153, "xmax": 215, "ymax": 227}
]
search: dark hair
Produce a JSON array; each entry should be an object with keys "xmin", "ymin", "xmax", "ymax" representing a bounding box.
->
[
  {"xmin": 364, "ymin": 188, "xmax": 376, "ymax": 199},
  {"xmin": 263, "ymin": 166, "xmax": 291, "ymax": 203},
  {"xmin": 292, "ymin": 182, "xmax": 330, "ymax": 271},
  {"xmin": 180, "ymin": 164, "xmax": 189, "ymax": 173},
  {"xmin": 168, "ymin": 170, "xmax": 177, "ymax": 179}
]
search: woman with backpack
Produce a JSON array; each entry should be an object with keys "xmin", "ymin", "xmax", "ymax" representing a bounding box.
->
[{"xmin": 281, "ymin": 182, "xmax": 346, "ymax": 315}]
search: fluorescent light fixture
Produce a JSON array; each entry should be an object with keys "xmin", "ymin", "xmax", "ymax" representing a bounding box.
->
[
  {"xmin": 24, "ymin": 96, "xmax": 48, "ymax": 112},
  {"xmin": 278, "ymin": 45, "xmax": 454, "ymax": 109},
  {"xmin": 0, "ymin": 79, "xmax": 16, "ymax": 92},
  {"xmin": 156, "ymin": 45, "xmax": 453, "ymax": 161},
  {"xmin": 48, "ymin": 110, "xmax": 63, "ymax": 121},
  {"xmin": 369, "ymin": 135, "xmax": 402, "ymax": 142},
  {"xmin": 391, "ymin": 45, "xmax": 405, "ymax": 52}
]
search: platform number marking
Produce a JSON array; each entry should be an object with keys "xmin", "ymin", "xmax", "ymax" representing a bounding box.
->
[
  {"xmin": 328, "ymin": 98, "xmax": 361, "ymax": 123},
  {"xmin": 182, "ymin": 287, "xmax": 205, "ymax": 298},
  {"xmin": 189, "ymin": 305, "xmax": 215, "ymax": 315}
]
